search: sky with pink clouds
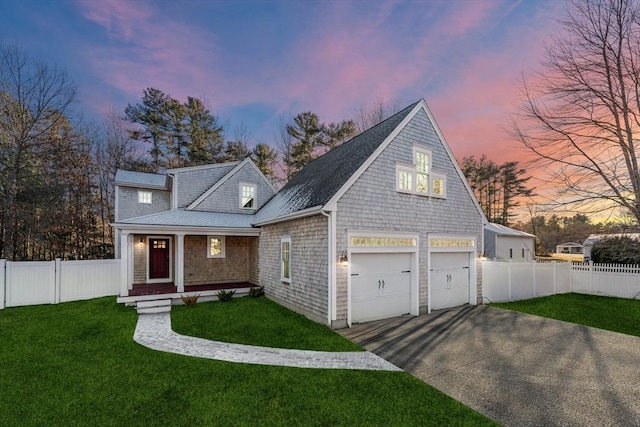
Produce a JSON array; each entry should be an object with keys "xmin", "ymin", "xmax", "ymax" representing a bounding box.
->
[{"xmin": 1, "ymin": 0, "xmax": 565, "ymax": 165}]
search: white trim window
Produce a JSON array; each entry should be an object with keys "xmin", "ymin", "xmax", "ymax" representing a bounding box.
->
[
  {"xmin": 396, "ymin": 164, "xmax": 414, "ymax": 193},
  {"xmin": 207, "ymin": 236, "xmax": 226, "ymax": 258},
  {"xmin": 240, "ymin": 183, "xmax": 257, "ymax": 209},
  {"xmin": 138, "ymin": 190, "xmax": 152, "ymax": 204},
  {"xmin": 395, "ymin": 145, "xmax": 446, "ymax": 198},
  {"xmin": 281, "ymin": 236, "xmax": 291, "ymax": 283},
  {"xmin": 414, "ymin": 148, "xmax": 430, "ymax": 194},
  {"xmin": 431, "ymin": 173, "xmax": 447, "ymax": 198}
]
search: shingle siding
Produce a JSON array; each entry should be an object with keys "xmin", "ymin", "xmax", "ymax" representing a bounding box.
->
[
  {"xmin": 183, "ymin": 235, "xmax": 258, "ymax": 285},
  {"xmin": 173, "ymin": 164, "xmax": 237, "ymax": 208},
  {"xmin": 335, "ymin": 109, "xmax": 483, "ymax": 320},
  {"xmin": 258, "ymin": 215, "xmax": 329, "ymax": 324},
  {"xmin": 191, "ymin": 163, "xmax": 275, "ymax": 214},
  {"xmin": 116, "ymin": 187, "xmax": 171, "ymax": 221}
]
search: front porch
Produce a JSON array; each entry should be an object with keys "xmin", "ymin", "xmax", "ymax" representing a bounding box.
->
[{"xmin": 117, "ymin": 281, "xmax": 255, "ymax": 305}]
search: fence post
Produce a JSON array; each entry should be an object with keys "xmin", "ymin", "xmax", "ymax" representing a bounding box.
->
[
  {"xmin": 532, "ymin": 260, "xmax": 537, "ymax": 297},
  {"xmin": 508, "ymin": 261, "xmax": 513, "ymax": 301},
  {"xmin": 0, "ymin": 259, "xmax": 5, "ymax": 310},
  {"xmin": 54, "ymin": 258, "xmax": 61, "ymax": 304},
  {"xmin": 589, "ymin": 261, "xmax": 594, "ymax": 294},
  {"xmin": 552, "ymin": 261, "xmax": 557, "ymax": 295}
]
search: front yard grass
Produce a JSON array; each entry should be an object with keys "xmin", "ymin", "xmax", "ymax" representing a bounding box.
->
[
  {"xmin": 0, "ymin": 297, "xmax": 495, "ymax": 426},
  {"xmin": 492, "ymin": 293, "xmax": 640, "ymax": 337}
]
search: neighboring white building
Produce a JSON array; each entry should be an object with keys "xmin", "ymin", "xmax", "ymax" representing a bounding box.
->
[
  {"xmin": 484, "ymin": 223, "xmax": 535, "ymax": 261},
  {"xmin": 583, "ymin": 233, "xmax": 640, "ymax": 261},
  {"xmin": 556, "ymin": 242, "xmax": 583, "ymax": 255}
]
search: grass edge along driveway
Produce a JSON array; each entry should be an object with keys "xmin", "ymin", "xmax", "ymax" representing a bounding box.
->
[
  {"xmin": 491, "ymin": 292, "xmax": 640, "ymax": 337},
  {"xmin": 0, "ymin": 297, "xmax": 495, "ymax": 426}
]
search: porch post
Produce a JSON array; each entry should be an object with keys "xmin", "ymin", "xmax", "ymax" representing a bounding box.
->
[
  {"xmin": 176, "ymin": 233, "xmax": 185, "ymax": 293},
  {"xmin": 120, "ymin": 231, "xmax": 130, "ymax": 297}
]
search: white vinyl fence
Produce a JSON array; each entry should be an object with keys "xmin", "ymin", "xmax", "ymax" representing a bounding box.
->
[
  {"xmin": 0, "ymin": 259, "xmax": 120, "ymax": 309},
  {"xmin": 483, "ymin": 260, "xmax": 640, "ymax": 303}
]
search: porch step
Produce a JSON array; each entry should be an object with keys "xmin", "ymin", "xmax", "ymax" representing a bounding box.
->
[{"xmin": 136, "ymin": 299, "xmax": 172, "ymax": 314}]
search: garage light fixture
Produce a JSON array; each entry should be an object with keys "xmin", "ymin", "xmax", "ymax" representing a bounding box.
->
[{"xmin": 339, "ymin": 251, "xmax": 349, "ymax": 267}]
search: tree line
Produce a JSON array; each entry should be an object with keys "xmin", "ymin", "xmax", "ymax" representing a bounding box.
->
[{"xmin": 0, "ymin": 43, "xmax": 396, "ymax": 260}]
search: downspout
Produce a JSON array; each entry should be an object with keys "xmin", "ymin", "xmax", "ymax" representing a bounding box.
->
[{"xmin": 321, "ymin": 210, "xmax": 335, "ymax": 327}]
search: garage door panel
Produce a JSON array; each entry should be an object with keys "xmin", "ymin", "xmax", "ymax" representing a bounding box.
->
[
  {"xmin": 430, "ymin": 252, "xmax": 471, "ymax": 311},
  {"xmin": 351, "ymin": 253, "xmax": 412, "ymax": 323}
]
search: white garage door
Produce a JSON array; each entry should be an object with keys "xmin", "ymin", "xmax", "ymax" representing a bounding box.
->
[
  {"xmin": 430, "ymin": 252, "xmax": 470, "ymax": 310},
  {"xmin": 351, "ymin": 253, "xmax": 412, "ymax": 323}
]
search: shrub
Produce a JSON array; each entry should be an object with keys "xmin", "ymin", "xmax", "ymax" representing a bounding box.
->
[
  {"xmin": 590, "ymin": 236, "xmax": 640, "ymax": 264},
  {"xmin": 217, "ymin": 289, "xmax": 236, "ymax": 302},
  {"xmin": 180, "ymin": 293, "xmax": 200, "ymax": 306},
  {"xmin": 248, "ymin": 286, "xmax": 264, "ymax": 298}
]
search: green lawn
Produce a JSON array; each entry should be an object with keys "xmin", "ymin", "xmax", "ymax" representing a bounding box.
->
[
  {"xmin": 0, "ymin": 297, "xmax": 495, "ymax": 426},
  {"xmin": 492, "ymin": 293, "xmax": 640, "ymax": 337}
]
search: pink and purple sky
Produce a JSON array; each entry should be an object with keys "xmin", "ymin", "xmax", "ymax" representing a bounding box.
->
[{"xmin": 1, "ymin": 0, "xmax": 564, "ymax": 165}]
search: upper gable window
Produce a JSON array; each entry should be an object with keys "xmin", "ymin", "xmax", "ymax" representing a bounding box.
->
[
  {"xmin": 396, "ymin": 146, "xmax": 446, "ymax": 198},
  {"xmin": 138, "ymin": 190, "xmax": 152, "ymax": 204},
  {"xmin": 414, "ymin": 149, "xmax": 430, "ymax": 194},
  {"xmin": 240, "ymin": 183, "xmax": 257, "ymax": 209}
]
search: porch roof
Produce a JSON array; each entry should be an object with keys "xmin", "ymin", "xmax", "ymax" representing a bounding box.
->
[{"xmin": 113, "ymin": 209, "xmax": 257, "ymax": 232}]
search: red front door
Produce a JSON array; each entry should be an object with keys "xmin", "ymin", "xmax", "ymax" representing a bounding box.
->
[{"xmin": 149, "ymin": 238, "xmax": 170, "ymax": 279}]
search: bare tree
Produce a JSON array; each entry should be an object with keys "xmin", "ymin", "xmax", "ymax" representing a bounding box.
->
[
  {"xmin": 510, "ymin": 0, "xmax": 640, "ymax": 223},
  {"xmin": 0, "ymin": 43, "xmax": 77, "ymax": 259},
  {"xmin": 354, "ymin": 96, "xmax": 402, "ymax": 132}
]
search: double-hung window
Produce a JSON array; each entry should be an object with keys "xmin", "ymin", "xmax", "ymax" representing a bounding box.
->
[
  {"xmin": 281, "ymin": 236, "xmax": 291, "ymax": 283},
  {"xmin": 240, "ymin": 183, "xmax": 257, "ymax": 209}
]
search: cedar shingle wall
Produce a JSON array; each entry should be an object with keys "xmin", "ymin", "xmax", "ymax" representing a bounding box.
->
[
  {"xmin": 335, "ymin": 109, "xmax": 484, "ymax": 320},
  {"xmin": 192, "ymin": 163, "xmax": 275, "ymax": 213},
  {"xmin": 116, "ymin": 187, "xmax": 171, "ymax": 221},
  {"xmin": 183, "ymin": 236, "xmax": 258, "ymax": 285},
  {"xmin": 258, "ymin": 215, "xmax": 328, "ymax": 323}
]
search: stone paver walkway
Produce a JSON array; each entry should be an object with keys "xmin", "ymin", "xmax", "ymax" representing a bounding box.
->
[{"xmin": 134, "ymin": 312, "xmax": 401, "ymax": 371}]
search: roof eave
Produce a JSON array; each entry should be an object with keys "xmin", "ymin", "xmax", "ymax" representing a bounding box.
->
[{"xmin": 252, "ymin": 205, "xmax": 324, "ymax": 226}]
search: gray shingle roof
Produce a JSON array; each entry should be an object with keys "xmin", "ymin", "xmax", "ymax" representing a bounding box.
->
[
  {"xmin": 254, "ymin": 101, "xmax": 419, "ymax": 224},
  {"xmin": 117, "ymin": 209, "xmax": 255, "ymax": 228},
  {"xmin": 485, "ymin": 223, "xmax": 535, "ymax": 237},
  {"xmin": 115, "ymin": 170, "xmax": 169, "ymax": 189}
]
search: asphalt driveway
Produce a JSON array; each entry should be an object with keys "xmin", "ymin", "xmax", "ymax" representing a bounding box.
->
[{"xmin": 339, "ymin": 305, "xmax": 640, "ymax": 427}]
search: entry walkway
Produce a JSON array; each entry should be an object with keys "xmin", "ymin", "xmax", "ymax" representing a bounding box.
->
[{"xmin": 134, "ymin": 312, "xmax": 400, "ymax": 371}]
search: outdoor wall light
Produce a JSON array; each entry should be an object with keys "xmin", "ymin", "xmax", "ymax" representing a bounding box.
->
[
  {"xmin": 139, "ymin": 237, "xmax": 144, "ymax": 245},
  {"xmin": 339, "ymin": 250, "xmax": 349, "ymax": 267}
]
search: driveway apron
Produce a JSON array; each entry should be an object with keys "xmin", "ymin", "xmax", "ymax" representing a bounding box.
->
[{"xmin": 339, "ymin": 305, "xmax": 640, "ymax": 427}]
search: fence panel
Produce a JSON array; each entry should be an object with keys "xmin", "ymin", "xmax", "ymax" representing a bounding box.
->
[
  {"xmin": 59, "ymin": 260, "xmax": 120, "ymax": 302},
  {"xmin": 511, "ymin": 262, "xmax": 535, "ymax": 300},
  {"xmin": 483, "ymin": 261, "xmax": 640, "ymax": 303},
  {"xmin": 6, "ymin": 261, "xmax": 55, "ymax": 307},
  {"xmin": 482, "ymin": 262, "xmax": 511, "ymax": 302}
]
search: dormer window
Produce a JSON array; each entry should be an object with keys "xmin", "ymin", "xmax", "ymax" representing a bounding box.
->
[
  {"xmin": 240, "ymin": 183, "xmax": 257, "ymax": 209},
  {"xmin": 138, "ymin": 190, "xmax": 152, "ymax": 204}
]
